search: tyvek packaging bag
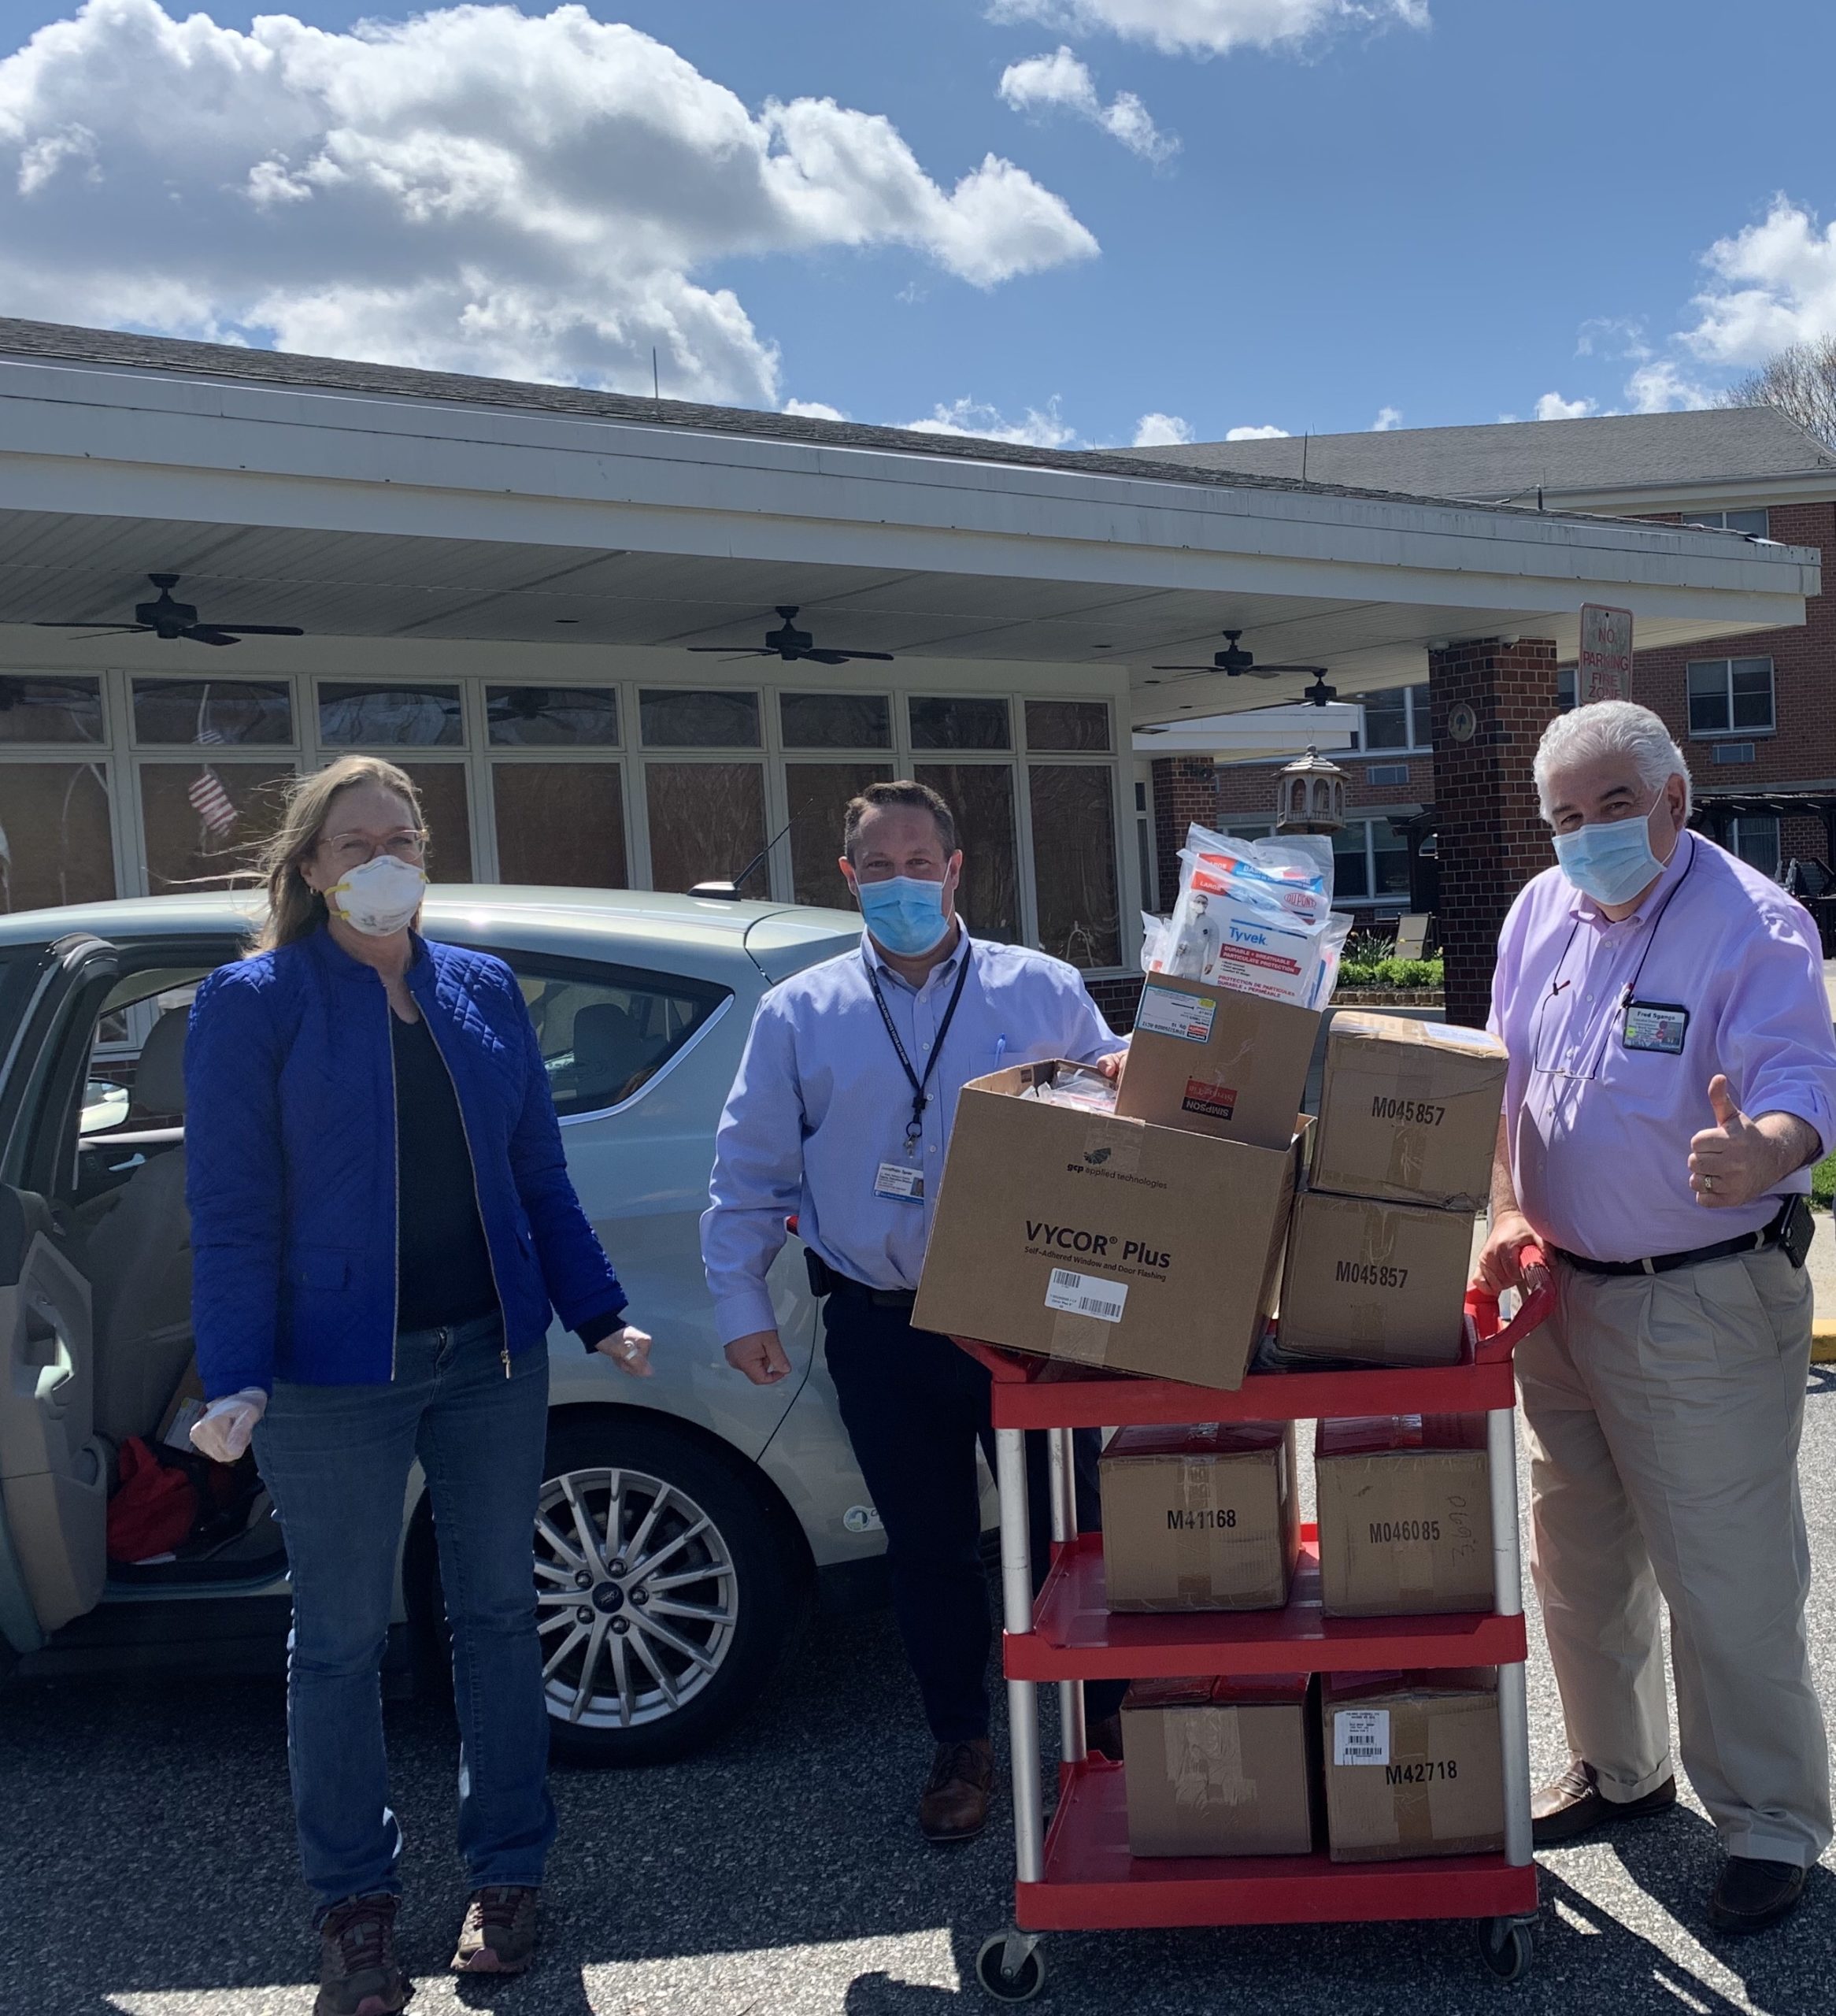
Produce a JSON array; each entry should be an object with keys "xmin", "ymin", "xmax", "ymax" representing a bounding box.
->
[
  {"xmin": 1310, "ymin": 1015, "xmax": 1508, "ymax": 1211},
  {"xmin": 1100, "ymin": 1421, "xmax": 1300, "ymax": 1612},
  {"xmin": 1123, "ymin": 1673, "xmax": 1317, "ymax": 1858},
  {"xmin": 1322, "ymin": 1670, "xmax": 1504, "ymax": 1862},
  {"xmin": 1314, "ymin": 1415, "xmax": 1494, "ymax": 1617},
  {"xmin": 1276, "ymin": 1188, "xmax": 1474, "ymax": 1367},
  {"xmin": 1150, "ymin": 825, "xmax": 1350, "ymax": 1010}
]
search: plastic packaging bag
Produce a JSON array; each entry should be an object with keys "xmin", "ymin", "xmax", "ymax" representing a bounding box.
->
[
  {"xmin": 1159, "ymin": 823, "xmax": 1346, "ymax": 1007},
  {"xmin": 1019, "ymin": 1063, "xmax": 1119, "ymax": 1114}
]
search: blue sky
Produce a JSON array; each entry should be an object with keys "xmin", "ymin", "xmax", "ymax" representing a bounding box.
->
[{"xmin": 2, "ymin": 0, "xmax": 1833, "ymax": 447}]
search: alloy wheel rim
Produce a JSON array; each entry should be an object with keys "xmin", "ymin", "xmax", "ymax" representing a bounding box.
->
[{"xmin": 533, "ymin": 1465, "xmax": 738, "ymax": 1729}]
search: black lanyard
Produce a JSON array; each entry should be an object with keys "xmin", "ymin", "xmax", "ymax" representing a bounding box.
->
[{"xmin": 865, "ymin": 943, "xmax": 973, "ymax": 1146}]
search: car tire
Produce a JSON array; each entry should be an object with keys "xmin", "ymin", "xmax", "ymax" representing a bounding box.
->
[{"xmin": 412, "ymin": 1414, "xmax": 808, "ymax": 1769}]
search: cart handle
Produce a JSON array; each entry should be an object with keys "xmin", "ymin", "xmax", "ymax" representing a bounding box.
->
[{"xmin": 1467, "ymin": 1243, "xmax": 1555, "ymax": 1366}]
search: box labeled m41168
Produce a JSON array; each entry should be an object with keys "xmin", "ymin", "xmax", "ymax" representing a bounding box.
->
[
  {"xmin": 1314, "ymin": 1415, "xmax": 1493, "ymax": 1616},
  {"xmin": 1122, "ymin": 1673, "xmax": 1316, "ymax": 1858},
  {"xmin": 912, "ymin": 1064, "xmax": 1305, "ymax": 1392},
  {"xmin": 1321, "ymin": 1670, "xmax": 1504, "ymax": 1862},
  {"xmin": 1277, "ymin": 1188, "xmax": 1472, "ymax": 1366}
]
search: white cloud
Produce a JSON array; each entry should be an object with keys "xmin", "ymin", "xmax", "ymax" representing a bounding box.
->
[
  {"xmin": 0, "ymin": 0, "xmax": 1097, "ymax": 406},
  {"xmin": 1225, "ymin": 423, "xmax": 1289, "ymax": 439},
  {"xmin": 783, "ymin": 398, "xmax": 847, "ymax": 421},
  {"xmin": 1371, "ymin": 405, "xmax": 1402, "ymax": 430},
  {"xmin": 998, "ymin": 45, "xmax": 1176, "ymax": 162},
  {"xmin": 1534, "ymin": 391, "xmax": 1594, "ymax": 421},
  {"xmin": 1575, "ymin": 315, "xmax": 1649, "ymax": 361},
  {"xmin": 905, "ymin": 395, "xmax": 1077, "ymax": 447},
  {"xmin": 987, "ymin": 2, "xmax": 1430, "ymax": 59},
  {"xmin": 1132, "ymin": 410, "xmax": 1193, "ymax": 446},
  {"xmin": 1681, "ymin": 197, "xmax": 1836, "ymax": 365},
  {"xmin": 1624, "ymin": 359, "xmax": 1712, "ymax": 413}
]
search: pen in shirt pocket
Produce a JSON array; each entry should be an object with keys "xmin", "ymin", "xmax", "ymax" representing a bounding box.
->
[{"xmin": 994, "ymin": 1034, "xmax": 1008, "ymax": 1069}]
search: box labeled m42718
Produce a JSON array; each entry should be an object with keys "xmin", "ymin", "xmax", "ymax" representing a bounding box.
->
[
  {"xmin": 1314, "ymin": 1415, "xmax": 1493, "ymax": 1616},
  {"xmin": 1322, "ymin": 1670, "xmax": 1503, "ymax": 1862},
  {"xmin": 1277, "ymin": 1188, "xmax": 1472, "ymax": 1367}
]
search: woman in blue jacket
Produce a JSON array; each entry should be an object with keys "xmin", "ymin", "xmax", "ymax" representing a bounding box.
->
[{"xmin": 183, "ymin": 754, "xmax": 651, "ymax": 2016}]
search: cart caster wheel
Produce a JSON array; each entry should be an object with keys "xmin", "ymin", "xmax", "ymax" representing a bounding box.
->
[
  {"xmin": 1479, "ymin": 1918, "xmax": 1533, "ymax": 1984},
  {"xmin": 975, "ymin": 1932, "xmax": 1046, "ymax": 2003}
]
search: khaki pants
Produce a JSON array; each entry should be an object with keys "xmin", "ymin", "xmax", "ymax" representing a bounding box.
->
[{"xmin": 1517, "ymin": 1243, "xmax": 1831, "ymax": 1867}]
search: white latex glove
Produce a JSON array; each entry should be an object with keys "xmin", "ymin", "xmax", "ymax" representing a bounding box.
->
[{"xmin": 191, "ymin": 1388, "xmax": 267, "ymax": 1464}]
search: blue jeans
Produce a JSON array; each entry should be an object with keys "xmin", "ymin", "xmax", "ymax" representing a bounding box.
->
[{"xmin": 254, "ymin": 1313, "xmax": 557, "ymax": 1914}]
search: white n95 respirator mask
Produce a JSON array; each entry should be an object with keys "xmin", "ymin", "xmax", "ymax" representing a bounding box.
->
[{"xmin": 327, "ymin": 853, "xmax": 427, "ymax": 936}]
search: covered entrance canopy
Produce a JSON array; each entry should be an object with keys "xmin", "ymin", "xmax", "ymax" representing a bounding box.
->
[{"xmin": 0, "ymin": 319, "xmax": 1819, "ymax": 999}]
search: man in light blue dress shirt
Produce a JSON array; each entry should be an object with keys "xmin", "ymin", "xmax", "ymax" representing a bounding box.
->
[{"xmin": 702, "ymin": 779, "xmax": 1127, "ymax": 1843}]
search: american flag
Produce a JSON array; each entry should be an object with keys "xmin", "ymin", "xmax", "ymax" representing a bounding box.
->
[{"xmin": 188, "ymin": 765, "xmax": 237, "ymax": 836}]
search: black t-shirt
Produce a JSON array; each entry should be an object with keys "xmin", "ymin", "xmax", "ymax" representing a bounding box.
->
[{"xmin": 391, "ymin": 1010, "xmax": 500, "ymax": 1332}]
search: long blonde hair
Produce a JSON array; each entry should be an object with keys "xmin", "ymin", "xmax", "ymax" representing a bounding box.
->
[{"xmin": 252, "ymin": 754, "xmax": 428, "ymax": 953}]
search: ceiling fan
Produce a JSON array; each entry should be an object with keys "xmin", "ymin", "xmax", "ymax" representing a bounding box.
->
[
  {"xmin": 688, "ymin": 606, "xmax": 894, "ymax": 666},
  {"xmin": 1303, "ymin": 673, "xmax": 1338, "ymax": 707},
  {"xmin": 35, "ymin": 574, "xmax": 305, "ymax": 649},
  {"xmin": 1149, "ymin": 629, "xmax": 1327, "ymax": 680}
]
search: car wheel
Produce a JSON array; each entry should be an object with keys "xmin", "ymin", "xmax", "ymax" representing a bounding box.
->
[{"xmin": 531, "ymin": 1418, "xmax": 805, "ymax": 1767}]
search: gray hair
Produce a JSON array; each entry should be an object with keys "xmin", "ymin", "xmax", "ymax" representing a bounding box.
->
[{"xmin": 1534, "ymin": 700, "xmax": 1692, "ymax": 821}]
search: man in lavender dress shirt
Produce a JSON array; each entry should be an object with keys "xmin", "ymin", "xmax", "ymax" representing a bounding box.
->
[{"xmin": 1477, "ymin": 701, "xmax": 1836, "ymax": 1935}]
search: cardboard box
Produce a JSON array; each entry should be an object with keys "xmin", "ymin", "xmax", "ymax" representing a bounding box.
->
[
  {"xmin": 1315, "ymin": 1416, "xmax": 1494, "ymax": 1616},
  {"xmin": 1101, "ymin": 1421, "xmax": 1300, "ymax": 1611},
  {"xmin": 1116, "ymin": 977, "xmax": 1320, "ymax": 1151},
  {"xmin": 1123, "ymin": 1673, "xmax": 1317, "ymax": 1858},
  {"xmin": 1322, "ymin": 1670, "xmax": 1504, "ymax": 1862},
  {"xmin": 1311, "ymin": 1015, "xmax": 1508, "ymax": 1211},
  {"xmin": 1277, "ymin": 1188, "xmax": 1473, "ymax": 1367},
  {"xmin": 912, "ymin": 1064, "xmax": 1305, "ymax": 1391}
]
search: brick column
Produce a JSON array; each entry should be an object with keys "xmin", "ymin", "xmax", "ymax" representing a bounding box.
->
[
  {"xmin": 1150, "ymin": 755, "xmax": 1222, "ymax": 911},
  {"xmin": 1427, "ymin": 639, "xmax": 1559, "ymax": 1028}
]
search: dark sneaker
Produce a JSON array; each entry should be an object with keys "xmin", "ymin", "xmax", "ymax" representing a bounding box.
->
[
  {"xmin": 1531, "ymin": 1759, "xmax": 1676, "ymax": 1847},
  {"xmin": 1708, "ymin": 1857, "xmax": 1806, "ymax": 1935},
  {"xmin": 316, "ymin": 1895, "xmax": 409, "ymax": 2016},
  {"xmin": 450, "ymin": 1886, "xmax": 541, "ymax": 1975},
  {"xmin": 919, "ymin": 1737, "xmax": 995, "ymax": 1844}
]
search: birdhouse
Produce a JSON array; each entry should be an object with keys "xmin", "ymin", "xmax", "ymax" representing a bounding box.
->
[{"xmin": 1275, "ymin": 746, "xmax": 1346, "ymax": 835}]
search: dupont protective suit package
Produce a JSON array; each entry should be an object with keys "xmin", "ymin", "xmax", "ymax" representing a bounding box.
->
[{"xmin": 1149, "ymin": 825, "xmax": 1350, "ymax": 1010}]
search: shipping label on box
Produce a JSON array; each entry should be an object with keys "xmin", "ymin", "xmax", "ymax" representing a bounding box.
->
[
  {"xmin": 1122, "ymin": 1675, "xmax": 1316, "ymax": 1858},
  {"xmin": 1315, "ymin": 1416, "xmax": 1494, "ymax": 1616},
  {"xmin": 912, "ymin": 1065, "xmax": 1305, "ymax": 1392},
  {"xmin": 1322, "ymin": 1670, "xmax": 1504, "ymax": 1862},
  {"xmin": 1116, "ymin": 978, "xmax": 1320, "ymax": 1151},
  {"xmin": 1311, "ymin": 1015, "xmax": 1507, "ymax": 1210},
  {"xmin": 1101, "ymin": 1421, "xmax": 1299, "ymax": 1611},
  {"xmin": 1277, "ymin": 1188, "xmax": 1473, "ymax": 1366}
]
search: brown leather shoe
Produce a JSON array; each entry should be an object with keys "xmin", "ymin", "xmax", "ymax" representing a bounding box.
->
[
  {"xmin": 450, "ymin": 1886, "xmax": 540, "ymax": 1974},
  {"xmin": 1532, "ymin": 1760, "xmax": 1677, "ymax": 1846},
  {"xmin": 919, "ymin": 1737, "xmax": 995, "ymax": 1844},
  {"xmin": 1708, "ymin": 1856, "xmax": 1807, "ymax": 1934}
]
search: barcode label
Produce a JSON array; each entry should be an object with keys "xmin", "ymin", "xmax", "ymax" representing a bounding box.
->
[
  {"xmin": 1044, "ymin": 1268, "xmax": 1128, "ymax": 1324},
  {"xmin": 1334, "ymin": 1708, "xmax": 1390, "ymax": 1766},
  {"xmin": 1136, "ymin": 983, "xmax": 1216, "ymax": 1043}
]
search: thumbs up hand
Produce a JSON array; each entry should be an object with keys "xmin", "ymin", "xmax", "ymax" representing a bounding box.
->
[{"xmin": 1688, "ymin": 1074, "xmax": 1768, "ymax": 1209}]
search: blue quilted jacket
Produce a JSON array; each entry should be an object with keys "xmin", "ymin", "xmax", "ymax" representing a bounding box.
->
[{"xmin": 184, "ymin": 927, "xmax": 627, "ymax": 1396}]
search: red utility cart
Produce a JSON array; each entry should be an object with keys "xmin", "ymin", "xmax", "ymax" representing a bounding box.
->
[{"xmin": 956, "ymin": 1263, "xmax": 1555, "ymax": 2003}]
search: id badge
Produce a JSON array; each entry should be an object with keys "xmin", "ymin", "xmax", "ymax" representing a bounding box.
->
[
  {"xmin": 1623, "ymin": 999, "xmax": 1688, "ymax": 1054},
  {"xmin": 874, "ymin": 1159, "xmax": 925, "ymax": 1203}
]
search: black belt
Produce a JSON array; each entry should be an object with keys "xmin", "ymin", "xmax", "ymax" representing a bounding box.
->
[
  {"xmin": 1552, "ymin": 1199, "xmax": 1790, "ymax": 1278},
  {"xmin": 805, "ymin": 1248, "xmax": 915, "ymax": 1309}
]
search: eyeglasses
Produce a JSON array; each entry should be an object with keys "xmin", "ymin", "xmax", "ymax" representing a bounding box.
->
[{"xmin": 319, "ymin": 830, "xmax": 425, "ymax": 869}]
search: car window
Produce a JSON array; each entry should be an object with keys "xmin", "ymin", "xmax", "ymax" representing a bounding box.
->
[{"xmin": 501, "ymin": 956, "xmax": 731, "ymax": 1117}]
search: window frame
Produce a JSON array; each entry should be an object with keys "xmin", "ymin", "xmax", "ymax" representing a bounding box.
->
[
  {"xmin": 1348, "ymin": 683, "xmax": 1431, "ymax": 756},
  {"xmin": 1685, "ymin": 507, "xmax": 1771, "ymax": 537},
  {"xmin": 1686, "ymin": 656, "xmax": 1775, "ymax": 741}
]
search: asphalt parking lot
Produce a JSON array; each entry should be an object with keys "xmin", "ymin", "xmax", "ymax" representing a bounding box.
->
[{"xmin": 7, "ymin": 1368, "xmax": 1834, "ymax": 2016}]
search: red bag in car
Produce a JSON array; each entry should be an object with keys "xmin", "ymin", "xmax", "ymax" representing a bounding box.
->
[{"xmin": 106, "ymin": 1436, "xmax": 199, "ymax": 1563}]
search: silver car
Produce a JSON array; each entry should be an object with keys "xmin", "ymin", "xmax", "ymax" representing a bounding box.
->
[{"xmin": 0, "ymin": 886, "xmax": 898, "ymax": 1766}]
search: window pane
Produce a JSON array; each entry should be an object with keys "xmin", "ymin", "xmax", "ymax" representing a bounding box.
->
[
  {"xmin": 133, "ymin": 678, "xmax": 293, "ymax": 747},
  {"xmin": 1686, "ymin": 662, "xmax": 1731, "ymax": 736},
  {"xmin": 1373, "ymin": 818, "xmax": 1412, "ymax": 897},
  {"xmin": 1555, "ymin": 668, "xmax": 1577, "ymax": 712},
  {"xmin": 1723, "ymin": 508, "xmax": 1770, "ymax": 537},
  {"xmin": 505, "ymin": 958, "xmax": 730, "ymax": 1117},
  {"xmin": 1331, "ymin": 821, "xmax": 1371, "ymax": 899},
  {"xmin": 1028, "ymin": 765, "xmax": 1120, "ymax": 968},
  {"xmin": 909, "ymin": 696, "xmax": 1011, "ymax": 750},
  {"xmin": 1731, "ymin": 659, "xmax": 1774, "ymax": 730},
  {"xmin": 138, "ymin": 762, "xmax": 294, "ymax": 895},
  {"xmin": 0, "ymin": 675, "xmax": 105, "ymax": 746},
  {"xmin": 1732, "ymin": 816, "xmax": 1780, "ymax": 877},
  {"xmin": 319, "ymin": 682, "xmax": 464, "ymax": 747},
  {"xmin": 787, "ymin": 761, "xmax": 894, "ymax": 909},
  {"xmin": 487, "ymin": 686, "xmax": 620, "ymax": 748},
  {"xmin": 1024, "ymin": 699, "xmax": 1111, "ymax": 752},
  {"xmin": 1359, "ymin": 690, "xmax": 1408, "ymax": 750},
  {"xmin": 398, "ymin": 764, "xmax": 472, "ymax": 879},
  {"xmin": 0, "ymin": 762, "xmax": 115, "ymax": 910},
  {"xmin": 639, "ymin": 688, "xmax": 761, "ymax": 749},
  {"xmin": 493, "ymin": 763, "xmax": 627, "ymax": 888},
  {"xmin": 914, "ymin": 763, "xmax": 1018, "ymax": 939},
  {"xmin": 646, "ymin": 762, "xmax": 767, "ymax": 895},
  {"xmin": 779, "ymin": 691, "xmax": 891, "ymax": 750}
]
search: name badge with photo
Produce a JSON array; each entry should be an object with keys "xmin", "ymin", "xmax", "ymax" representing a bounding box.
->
[
  {"xmin": 874, "ymin": 1160, "xmax": 925, "ymax": 1203},
  {"xmin": 1623, "ymin": 1000, "xmax": 1689, "ymax": 1054}
]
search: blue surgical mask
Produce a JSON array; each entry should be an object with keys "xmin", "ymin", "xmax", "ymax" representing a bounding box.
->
[
  {"xmin": 1552, "ymin": 804, "xmax": 1665, "ymax": 907},
  {"xmin": 856, "ymin": 874, "xmax": 951, "ymax": 958}
]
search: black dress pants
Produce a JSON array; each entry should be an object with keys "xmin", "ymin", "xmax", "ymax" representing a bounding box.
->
[{"xmin": 823, "ymin": 1292, "xmax": 1128, "ymax": 1744}]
